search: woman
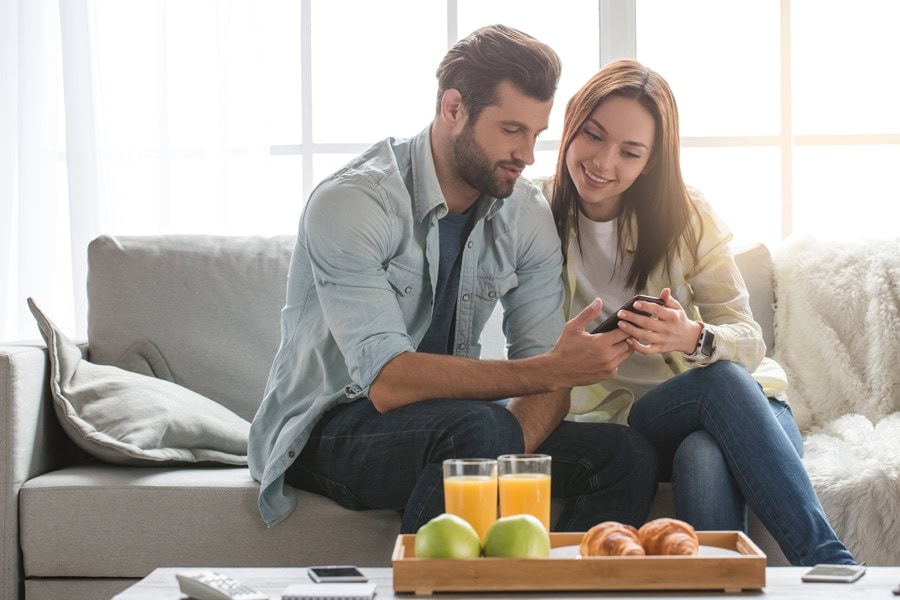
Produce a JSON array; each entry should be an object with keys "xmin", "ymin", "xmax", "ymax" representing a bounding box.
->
[{"xmin": 537, "ymin": 59, "xmax": 855, "ymax": 566}]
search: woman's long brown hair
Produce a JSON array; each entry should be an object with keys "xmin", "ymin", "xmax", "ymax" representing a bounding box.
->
[{"xmin": 550, "ymin": 59, "xmax": 700, "ymax": 291}]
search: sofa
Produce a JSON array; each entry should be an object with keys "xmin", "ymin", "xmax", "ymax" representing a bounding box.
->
[{"xmin": 2, "ymin": 233, "xmax": 897, "ymax": 600}]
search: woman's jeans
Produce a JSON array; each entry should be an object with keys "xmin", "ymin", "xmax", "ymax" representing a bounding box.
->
[
  {"xmin": 286, "ymin": 397, "xmax": 658, "ymax": 534},
  {"xmin": 628, "ymin": 360, "xmax": 855, "ymax": 566}
]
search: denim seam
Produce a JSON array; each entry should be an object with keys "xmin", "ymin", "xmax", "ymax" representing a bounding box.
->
[
  {"xmin": 697, "ymin": 397, "xmax": 807, "ymax": 564},
  {"xmin": 405, "ymin": 434, "xmax": 456, "ymax": 530}
]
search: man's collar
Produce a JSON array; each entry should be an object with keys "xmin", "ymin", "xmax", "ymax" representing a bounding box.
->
[{"xmin": 412, "ymin": 126, "xmax": 506, "ymax": 223}]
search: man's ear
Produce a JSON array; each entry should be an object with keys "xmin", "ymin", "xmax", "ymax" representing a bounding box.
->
[{"xmin": 439, "ymin": 89, "xmax": 466, "ymax": 124}]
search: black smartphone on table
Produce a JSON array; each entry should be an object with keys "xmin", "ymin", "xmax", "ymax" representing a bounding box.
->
[
  {"xmin": 307, "ymin": 565, "xmax": 368, "ymax": 583},
  {"xmin": 591, "ymin": 294, "xmax": 664, "ymax": 334}
]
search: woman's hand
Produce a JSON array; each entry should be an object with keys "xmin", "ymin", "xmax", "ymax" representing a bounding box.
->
[{"xmin": 616, "ymin": 288, "xmax": 703, "ymax": 355}]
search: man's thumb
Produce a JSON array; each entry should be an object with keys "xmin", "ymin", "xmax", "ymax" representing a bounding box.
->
[{"xmin": 572, "ymin": 298, "xmax": 603, "ymax": 329}]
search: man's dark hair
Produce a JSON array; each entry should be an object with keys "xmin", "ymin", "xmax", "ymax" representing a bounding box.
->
[{"xmin": 435, "ymin": 24, "xmax": 561, "ymax": 122}]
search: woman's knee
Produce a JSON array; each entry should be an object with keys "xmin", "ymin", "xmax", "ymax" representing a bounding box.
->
[
  {"xmin": 689, "ymin": 361, "xmax": 768, "ymax": 411},
  {"xmin": 673, "ymin": 430, "xmax": 727, "ymax": 475},
  {"xmin": 691, "ymin": 360, "xmax": 755, "ymax": 388}
]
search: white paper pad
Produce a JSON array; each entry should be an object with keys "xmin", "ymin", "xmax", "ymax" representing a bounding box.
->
[{"xmin": 281, "ymin": 581, "xmax": 377, "ymax": 600}]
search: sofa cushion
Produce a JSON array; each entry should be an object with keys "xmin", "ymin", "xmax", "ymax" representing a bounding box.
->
[
  {"xmin": 18, "ymin": 466, "xmax": 401, "ymax": 577},
  {"xmin": 732, "ymin": 242, "xmax": 775, "ymax": 355},
  {"xmin": 28, "ymin": 297, "xmax": 250, "ymax": 466},
  {"xmin": 86, "ymin": 234, "xmax": 294, "ymax": 421}
]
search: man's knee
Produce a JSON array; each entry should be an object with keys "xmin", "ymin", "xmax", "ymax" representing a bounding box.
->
[
  {"xmin": 445, "ymin": 402, "xmax": 524, "ymax": 457},
  {"xmin": 584, "ymin": 424, "xmax": 658, "ymax": 486},
  {"xmin": 621, "ymin": 426, "xmax": 659, "ymax": 481}
]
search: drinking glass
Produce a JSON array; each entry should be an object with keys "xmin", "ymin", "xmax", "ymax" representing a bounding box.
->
[
  {"xmin": 442, "ymin": 458, "xmax": 498, "ymax": 544},
  {"xmin": 498, "ymin": 453, "xmax": 552, "ymax": 530}
]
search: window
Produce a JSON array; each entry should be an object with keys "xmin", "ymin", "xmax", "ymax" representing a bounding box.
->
[
  {"xmin": 84, "ymin": 1, "xmax": 900, "ymax": 242},
  {"xmin": 89, "ymin": 1, "xmax": 601, "ymax": 238},
  {"xmin": 633, "ymin": 0, "xmax": 900, "ymax": 244}
]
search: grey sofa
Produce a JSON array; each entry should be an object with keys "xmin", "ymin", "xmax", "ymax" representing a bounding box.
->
[{"xmin": 0, "ymin": 234, "xmax": 800, "ymax": 600}]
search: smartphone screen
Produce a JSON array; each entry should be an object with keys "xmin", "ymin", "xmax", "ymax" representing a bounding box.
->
[
  {"xmin": 591, "ymin": 294, "xmax": 664, "ymax": 334},
  {"xmin": 801, "ymin": 564, "xmax": 866, "ymax": 583},
  {"xmin": 307, "ymin": 566, "xmax": 368, "ymax": 583}
]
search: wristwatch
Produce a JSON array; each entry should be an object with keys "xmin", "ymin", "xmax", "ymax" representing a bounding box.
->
[{"xmin": 697, "ymin": 324, "xmax": 716, "ymax": 358}]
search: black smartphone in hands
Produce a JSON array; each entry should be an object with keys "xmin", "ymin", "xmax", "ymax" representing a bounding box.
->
[
  {"xmin": 307, "ymin": 565, "xmax": 368, "ymax": 583},
  {"xmin": 591, "ymin": 294, "xmax": 664, "ymax": 334}
]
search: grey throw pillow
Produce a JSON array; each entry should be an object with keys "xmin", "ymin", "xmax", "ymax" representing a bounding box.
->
[{"xmin": 28, "ymin": 297, "xmax": 250, "ymax": 466}]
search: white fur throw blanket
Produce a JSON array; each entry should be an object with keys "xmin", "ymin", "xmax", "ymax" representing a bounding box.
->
[
  {"xmin": 773, "ymin": 236, "xmax": 900, "ymax": 565},
  {"xmin": 773, "ymin": 236, "xmax": 900, "ymax": 432},
  {"xmin": 803, "ymin": 413, "xmax": 900, "ymax": 565}
]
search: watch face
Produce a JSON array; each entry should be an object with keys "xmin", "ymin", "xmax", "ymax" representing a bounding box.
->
[{"xmin": 700, "ymin": 329, "xmax": 715, "ymax": 357}]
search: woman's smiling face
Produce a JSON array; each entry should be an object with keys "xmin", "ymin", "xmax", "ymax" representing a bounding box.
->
[{"xmin": 565, "ymin": 95, "xmax": 655, "ymax": 222}]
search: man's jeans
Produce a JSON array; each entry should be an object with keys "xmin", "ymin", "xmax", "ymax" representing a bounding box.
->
[
  {"xmin": 628, "ymin": 360, "xmax": 855, "ymax": 566},
  {"xmin": 286, "ymin": 398, "xmax": 658, "ymax": 533}
]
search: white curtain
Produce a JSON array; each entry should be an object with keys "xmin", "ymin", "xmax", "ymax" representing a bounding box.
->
[
  {"xmin": 1, "ymin": 0, "xmax": 301, "ymax": 341},
  {"xmin": 1, "ymin": 0, "xmax": 80, "ymax": 340}
]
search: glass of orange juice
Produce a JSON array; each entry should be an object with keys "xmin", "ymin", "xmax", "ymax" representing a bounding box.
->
[
  {"xmin": 498, "ymin": 453, "xmax": 552, "ymax": 530},
  {"xmin": 442, "ymin": 458, "xmax": 498, "ymax": 544}
]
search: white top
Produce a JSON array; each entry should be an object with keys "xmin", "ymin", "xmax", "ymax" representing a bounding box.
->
[{"xmin": 569, "ymin": 211, "xmax": 673, "ymax": 422}]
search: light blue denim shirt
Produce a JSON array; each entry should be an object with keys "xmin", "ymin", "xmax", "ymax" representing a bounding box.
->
[{"xmin": 249, "ymin": 126, "xmax": 565, "ymax": 526}]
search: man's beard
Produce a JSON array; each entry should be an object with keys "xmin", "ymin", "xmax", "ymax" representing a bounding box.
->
[{"xmin": 451, "ymin": 124, "xmax": 524, "ymax": 200}]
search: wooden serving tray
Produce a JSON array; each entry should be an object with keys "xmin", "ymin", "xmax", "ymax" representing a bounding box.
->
[{"xmin": 392, "ymin": 531, "xmax": 765, "ymax": 595}]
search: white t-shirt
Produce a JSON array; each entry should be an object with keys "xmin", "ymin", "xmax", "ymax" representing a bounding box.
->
[{"xmin": 570, "ymin": 211, "xmax": 672, "ymax": 408}]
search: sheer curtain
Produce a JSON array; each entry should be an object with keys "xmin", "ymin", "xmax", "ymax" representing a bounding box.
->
[
  {"xmin": 1, "ymin": 0, "xmax": 76, "ymax": 340},
  {"xmin": 2, "ymin": 0, "xmax": 302, "ymax": 341}
]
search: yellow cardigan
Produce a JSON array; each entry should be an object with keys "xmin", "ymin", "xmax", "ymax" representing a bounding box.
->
[{"xmin": 534, "ymin": 176, "xmax": 788, "ymax": 423}]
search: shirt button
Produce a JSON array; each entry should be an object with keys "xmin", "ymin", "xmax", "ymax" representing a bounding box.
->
[
  {"xmin": 404, "ymin": 286, "xmax": 412, "ymax": 294},
  {"xmin": 664, "ymin": 357, "xmax": 673, "ymax": 364},
  {"xmin": 488, "ymin": 291, "xmax": 496, "ymax": 299},
  {"xmin": 462, "ymin": 294, "xmax": 470, "ymax": 302},
  {"xmin": 457, "ymin": 343, "xmax": 466, "ymax": 351},
  {"xmin": 288, "ymin": 451, "xmax": 295, "ymax": 458},
  {"xmin": 467, "ymin": 241, "xmax": 473, "ymax": 248}
]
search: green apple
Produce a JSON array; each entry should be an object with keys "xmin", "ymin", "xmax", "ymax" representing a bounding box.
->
[
  {"xmin": 414, "ymin": 513, "xmax": 482, "ymax": 559},
  {"xmin": 483, "ymin": 514, "xmax": 551, "ymax": 558}
]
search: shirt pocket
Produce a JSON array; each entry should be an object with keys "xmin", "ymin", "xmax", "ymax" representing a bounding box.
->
[
  {"xmin": 475, "ymin": 271, "xmax": 518, "ymax": 308},
  {"xmin": 385, "ymin": 261, "xmax": 429, "ymax": 324}
]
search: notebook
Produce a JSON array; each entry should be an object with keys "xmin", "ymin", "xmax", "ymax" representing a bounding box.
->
[{"xmin": 280, "ymin": 581, "xmax": 377, "ymax": 600}]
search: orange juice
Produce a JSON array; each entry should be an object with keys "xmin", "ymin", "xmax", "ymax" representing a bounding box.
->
[
  {"xmin": 499, "ymin": 473, "xmax": 551, "ymax": 530},
  {"xmin": 443, "ymin": 475, "xmax": 497, "ymax": 543}
]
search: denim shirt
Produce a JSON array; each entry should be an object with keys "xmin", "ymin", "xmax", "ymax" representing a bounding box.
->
[{"xmin": 249, "ymin": 127, "xmax": 565, "ymax": 526}]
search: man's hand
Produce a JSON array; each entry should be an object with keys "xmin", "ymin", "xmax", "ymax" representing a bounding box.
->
[
  {"xmin": 507, "ymin": 298, "xmax": 636, "ymax": 452},
  {"xmin": 548, "ymin": 298, "xmax": 635, "ymax": 386}
]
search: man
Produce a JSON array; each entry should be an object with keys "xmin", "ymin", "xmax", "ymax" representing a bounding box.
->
[{"xmin": 249, "ymin": 25, "xmax": 657, "ymax": 534}]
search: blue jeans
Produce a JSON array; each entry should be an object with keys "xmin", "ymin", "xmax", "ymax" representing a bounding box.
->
[
  {"xmin": 286, "ymin": 398, "xmax": 658, "ymax": 533},
  {"xmin": 628, "ymin": 360, "xmax": 855, "ymax": 566}
]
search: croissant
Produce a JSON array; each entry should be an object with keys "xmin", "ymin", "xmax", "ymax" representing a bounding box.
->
[
  {"xmin": 580, "ymin": 521, "xmax": 646, "ymax": 556},
  {"xmin": 638, "ymin": 517, "xmax": 699, "ymax": 555}
]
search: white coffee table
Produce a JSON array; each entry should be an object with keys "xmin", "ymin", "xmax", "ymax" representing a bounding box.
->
[{"xmin": 113, "ymin": 566, "xmax": 899, "ymax": 599}]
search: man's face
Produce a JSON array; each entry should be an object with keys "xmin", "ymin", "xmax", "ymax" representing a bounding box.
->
[{"xmin": 452, "ymin": 81, "xmax": 552, "ymax": 199}]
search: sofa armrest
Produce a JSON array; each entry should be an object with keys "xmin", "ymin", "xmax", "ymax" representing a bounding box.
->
[{"xmin": 1, "ymin": 341, "xmax": 88, "ymax": 600}]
